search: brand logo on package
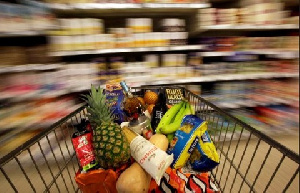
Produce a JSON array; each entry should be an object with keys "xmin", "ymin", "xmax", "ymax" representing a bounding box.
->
[
  {"xmin": 165, "ymin": 88, "xmax": 184, "ymax": 105},
  {"xmin": 188, "ymin": 137, "xmax": 199, "ymax": 154},
  {"xmin": 78, "ymin": 136, "xmax": 88, "ymax": 148},
  {"xmin": 201, "ymin": 132, "xmax": 210, "ymax": 143}
]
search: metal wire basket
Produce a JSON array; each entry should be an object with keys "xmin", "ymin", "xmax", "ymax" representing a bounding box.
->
[{"xmin": 0, "ymin": 86, "xmax": 299, "ymax": 193}]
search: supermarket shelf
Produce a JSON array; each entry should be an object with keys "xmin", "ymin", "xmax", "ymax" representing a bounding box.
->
[
  {"xmin": 0, "ymin": 64, "xmax": 63, "ymax": 74},
  {"xmin": 206, "ymin": 100, "xmax": 298, "ymax": 110},
  {"xmin": 144, "ymin": 72, "xmax": 299, "ymax": 85},
  {"xmin": 50, "ymin": 45, "xmax": 206, "ymax": 57},
  {"xmin": 0, "ymin": 31, "xmax": 49, "ymax": 38},
  {"xmin": 21, "ymin": 0, "xmax": 210, "ymax": 12},
  {"xmin": 201, "ymin": 50, "xmax": 299, "ymax": 59},
  {"xmin": 191, "ymin": 24, "xmax": 299, "ymax": 35},
  {"xmin": 0, "ymin": 103, "xmax": 83, "ymax": 147}
]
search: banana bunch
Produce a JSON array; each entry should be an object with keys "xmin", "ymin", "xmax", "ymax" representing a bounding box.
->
[{"xmin": 156, "ymin": 100, "xmax": 195, "ymax": 139}]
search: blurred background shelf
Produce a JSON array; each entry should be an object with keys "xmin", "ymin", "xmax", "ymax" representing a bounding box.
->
[
  {"xmin": 143, "ymin": 72, "xmax": 299, "ymax": 86},
  {"xmin": 200, "ymin": 50, "xmax": 299, "ymax": 59},
  {"xmin": 0, "ymin": 31, "xmax": 50, "ymax": 38},
  {"xmin": 191, "ymin": 24, "xmax": 299, "ymax": 35},
  {"xmin": 0, "ymin": 64, "xmax": 62, "ymax": 74},
  {"xmin": 50, "ymin": 45, "xmax": 206, "ymax": 57}
]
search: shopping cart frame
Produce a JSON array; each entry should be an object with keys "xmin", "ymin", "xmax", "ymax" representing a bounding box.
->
[{"xmin": 0, "ymin": 86, "xmax": 299, "ymax": 193}]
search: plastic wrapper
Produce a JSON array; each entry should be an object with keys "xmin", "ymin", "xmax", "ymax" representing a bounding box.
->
[
  {"xmin": 167, "ymin": 115, "xmax": 207, "ymax": 169},
  {"xmin": 148, "ymin": 167, "xmax": 219, "ymax": 193},
  {"xmin": 130, "ymin": 136, "xmax": 174, "ymax": 184},
  {"xmin": 105, "ymin": 82, "xmax": 126, "ymax": 124},
  {"xmin": 72, "ymin": 132, "xmax": 97, "ymax": 172},
  {"xmin": 75, "ymin": 164, "xmax": 128, "ymax": 193},
  {"xmin": 189, "ymin": 131, "xmax": 220, "ymax": 172}
]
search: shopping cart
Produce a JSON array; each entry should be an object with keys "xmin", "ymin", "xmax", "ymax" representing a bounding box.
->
[{"xmin": 0, "ymin": 86, "xmax": 299, "ymax": 193}]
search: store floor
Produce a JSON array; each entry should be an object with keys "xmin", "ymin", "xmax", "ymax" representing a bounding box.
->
[{"xmin": 214, "ymin": 135, "xmax": 299, "ymax": 193}]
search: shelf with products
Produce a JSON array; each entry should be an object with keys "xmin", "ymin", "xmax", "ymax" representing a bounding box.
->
[
  {"xmin": 0, "ymin": 62, "xmax": 98, "ymax": 102},
  {"xmin": 0, "ymin": 64, "xmax": 63, "ymax": 74},
  {"xmin": 0, "ymin": 2, "xmax": 56, "ymax": 35},
  {"xmin": 0, "ymin": 31, "xmax": 51, "ymax": 38},
  {"xmin": 49, "ymin": 17, "xmax": 194, "ymax": 55},
  {"xmin": 201, "ymin": 79, "xmax": 299, "ymax": 109},
  {"xmin": 50, "ymin": 45, "xmax": 206, "ymax": 56},
  {"xmin": 191, "ymin": 24, "xmax": 299, "ymax": 36},
  {"xmin": 0, "ymin": 98, "xmax": 83, "ymax": 148},
  {"xmin": 200, "ymin": 50, "xmax": 299, "ymax": 59},
  {"xmin": 194, "ymin": 24, "xmax": 299, "ymax": 31},
  {"xmin": 20, "ymin": 0, "xmax": 210, "ymax": 11},
  {"xmin": 139, "ymin": 72, "xmax": 299, "ymax": 86},
  {"xmin": 193, "ymin": 6, "xmax": 299, "ymax": 33},
  {"xmin": 197, "ymin": 36, "xmax": 299, "ymax": 56}
]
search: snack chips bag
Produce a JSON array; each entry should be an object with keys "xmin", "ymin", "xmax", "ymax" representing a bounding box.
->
[
  {"xmin": 148, "ymin": 167, "xmax": 219, "ymax": 193},
  {"xmin": 189, "ymin": 131, "xmax": 219, "ymax": 172},
  {"xmin": 167, "ymin": 115, "xmax": 207, "ymax": 169},
  {"xmin": 105, "ymin": 81, "xmax": 126, "ymax": 124}
]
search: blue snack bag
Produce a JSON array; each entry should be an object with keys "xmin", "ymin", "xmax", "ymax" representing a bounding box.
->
[
  {"xmin": 189, "ymin": 131, "xmax": 219, "ymax": 171},
  {"xmin": 105, "ymin": 82, "xmax": 126, "ymax": 124},
  {"xmin": 167, "ymin": 115, "xmax": 207, "ymax": 169}
]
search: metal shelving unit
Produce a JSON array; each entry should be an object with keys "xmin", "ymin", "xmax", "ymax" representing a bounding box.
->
[
  {"xmin": 190, "ymin": 24, "xmax": 299, "ymax": 35},
  {"xmin": 200, "ymin": 50, "xmax": 299, "ymax": 59},
  {"xmin": 50, "ymin": 45, "xmax": 206, "ymax": 57}
]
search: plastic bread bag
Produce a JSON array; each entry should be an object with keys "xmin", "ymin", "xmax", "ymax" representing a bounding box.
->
[
  {"xmin": 189, "ymin": 131, "xmax": 220, "ymax": 172},
  {"xmin": 130, "ymin": 135, "xmax": 174, "ymax": 185},
  {"xmin": 167, "ymin": 115, "xmax": 207, "ymax": 169}
]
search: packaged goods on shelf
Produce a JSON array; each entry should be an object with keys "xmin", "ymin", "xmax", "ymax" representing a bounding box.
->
[
  {"xmin": 43, "ymin": 0, "xmax": 208, "ymax": 3},
  {"xmin": 161, "ymin": 18, "xmax": 186, "ymax": 32},
  {"xmin": 197, "ymin": 4, "xmax": 298, "ymax": 28},
  {"xmin": 57, "ymin": 18, "xmax": 104, "ymax": 35},
  {"xmin": 50, "ymin": 17, "xmax": 189, "ymax": 52},
  {"xmin": 0, "ymin": 3, "xmax": 55, "ymax": 33},
  {"xmin": 198, "ymin": 36, "xmax": 300, "ymax": 52},
  {"xmin": 162, "ymin": 54, "xmax": 186, "ymax": 67},
  {"xmin": 144, "ymin": 54, "xmax": 159, "ymax": 68},
  {"xmin": 202, "ymin": 80, "xmax": 299, "ymax": 109},
  {"xmin": 126, "ymin": 18, "xmax": 152, "ymax": 33},
  {"xmin": 0, "ymin": 62, "xmax": 100, "ymax": 101},
  {"xmin": 0, "ymin": 97, "xmax": 79, "ymax": 138},
  {"xmin": 188, "ymin": 52, "xmax": 202, "ymax": 66}
]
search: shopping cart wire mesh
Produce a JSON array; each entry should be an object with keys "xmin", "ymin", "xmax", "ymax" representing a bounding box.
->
[{"xmin": 0, "ymin": 87, "xmax": 299, "ymax": 193}]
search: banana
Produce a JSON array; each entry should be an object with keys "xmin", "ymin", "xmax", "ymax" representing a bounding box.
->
[
  {"xmin": 161, "ymin": 102, "xmax": 192, "ymax": 134},
  {"xmin": 189, "ymin": 102, "xmax": 195, "ymax": 115},
  {"xmin": 156, "ymin": 100, "xmax": 185, "ymax": 133},
  {"xmin": 174, "ymin": 102, "xmax": 187, "ymax": 121}
]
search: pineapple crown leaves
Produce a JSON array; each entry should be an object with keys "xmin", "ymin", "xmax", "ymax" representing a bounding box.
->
[{"xmin": 81, "ymin": 85, "xmax": 114, "ymax": 127}]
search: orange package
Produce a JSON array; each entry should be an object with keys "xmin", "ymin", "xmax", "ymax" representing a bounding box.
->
[
  {"xmin": 148, "ymin": 168, "xmax": 219, "ymax": 193},
  {"xmin": 75, "ymin": 164, "xmax": 128, "ymax": 193}
]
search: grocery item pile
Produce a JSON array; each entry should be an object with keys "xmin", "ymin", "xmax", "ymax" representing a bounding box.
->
[{"xmin": 72, "ymin": 82, "xmax": 220, "ymax": 193}]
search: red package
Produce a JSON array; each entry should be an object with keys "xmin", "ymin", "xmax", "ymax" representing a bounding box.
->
[
  {"xmin": 148, "ymin": 168, "xmax": 219, "ymax": 193},
  {"xmin": 72, "ymin": 132, "xmax": 97, "ymax": 171},
  {"xmin": 75, "ymin": 169, "xmax": 118, "ymax": 193}
]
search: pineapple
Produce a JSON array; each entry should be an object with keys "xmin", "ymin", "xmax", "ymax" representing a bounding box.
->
[{"xmin": 83, "ymin": 85, "xmax": 131, "ymax": 169}]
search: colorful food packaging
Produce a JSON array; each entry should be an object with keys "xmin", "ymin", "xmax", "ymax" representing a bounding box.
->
[
  {"xmin": 72, "ymin": 130, "xmax": 98, "ymax": 172},
  {"xmin": 164, "ymin": 87, "xmax": 185, "ymax": 108},
  {"xmin": 75, "ymin": 164, "xmax": 128, "ymax": 193},
  {"xmin": 189, "ymin": 131, "xmax": 219, "ymax": 172},
  {"xmin": 148, "ymin": 167, "xmax": 219, "ymax": 193},
  {"xmin": 105, "ymin": 81, "xmax": 126, "ymax": 124},
  {"xmin": 130, "ymin": 135, "xmax": 174, "ymax": 185},
  {"xmin": 167, "ymin": 115, "xmax": 208, "ymax": 169}
]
